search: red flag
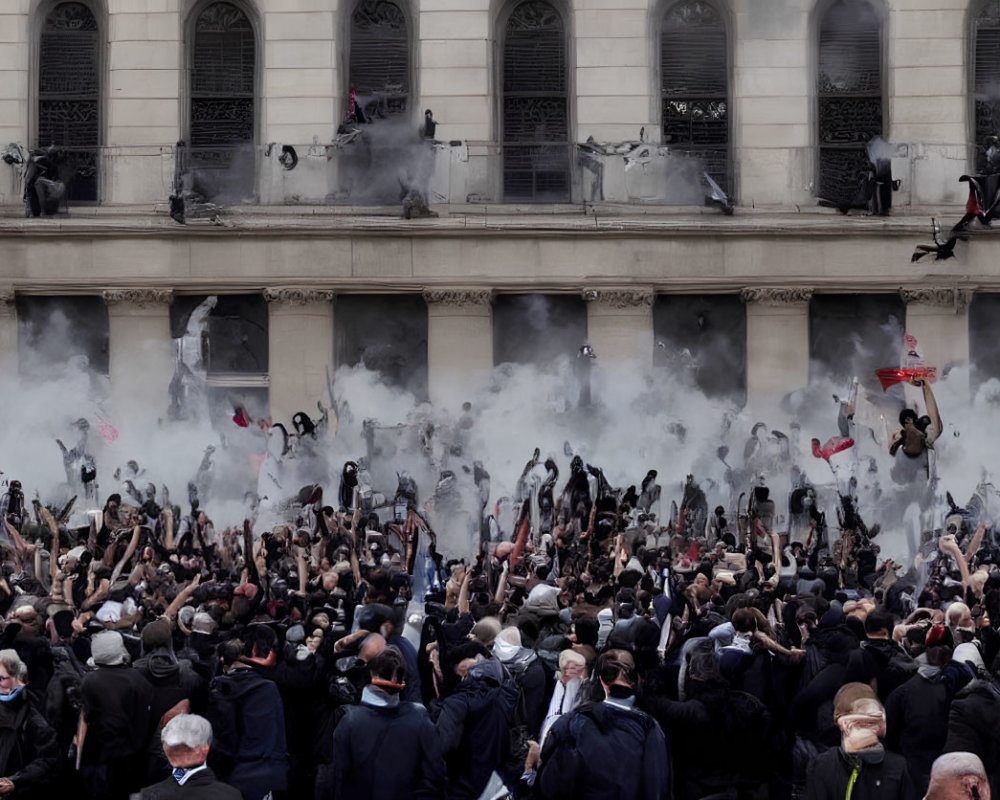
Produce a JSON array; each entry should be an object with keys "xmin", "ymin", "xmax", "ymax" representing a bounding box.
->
[{"xmin": 811, "ymin": 436, "xmax": 854, "ymax": 461}]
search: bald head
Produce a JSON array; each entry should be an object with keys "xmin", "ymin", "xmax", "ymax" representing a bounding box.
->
[
  {"xmin": 925, "ymin": 752, "xmax": 990, "ymax": 800},
  {"xmin": 358, "ymin": 633, "xmax": 386, "ymax": 664}
]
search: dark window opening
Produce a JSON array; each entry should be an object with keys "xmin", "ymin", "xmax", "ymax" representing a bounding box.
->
[
  {"xmin": 334, "ymin": 295, "xmax": 428, "ymax": 400},
  {"xmin": 970, "ymin": 294, "xmax": 1000, "ymax": 389},
  {"xmin": 17, "ymin": 295, "xmax": 109, "ymax": 377},
  {"xmin": 493, "ymin": 294, "xmax": 586, "ymax": 367},
  {"xmin": 171, "ymin": 294, "xmax": 268, "ymax": 376},
  {"xmin": 974, "ymin": 3, "xmax": 1000, "ymax": 170},
  {"xmin": 661, "ymin": 0, "xmax": 730, "ymax": 194},
  {"xmin": 38, "ymin": 2, "xmax": 100, "ymax": 203},
  {"xmin": 189, "ymin": 2, "xmax": 256, "ymax": 200},
  {"xmin": 502, "ymin": 0, "xmax": 570, "ymax": 202},
  {"xmin": 809, "ymin": 294, "xmax": 903, "ymax": 391},
  {"xmin": 349, "ymin": 0, "xmax": 409, "ymax": 119},
  {"xmin": 654, "ymin": 294, "xmax": 745, "ymax": 405},
  {"xmin": 817, "ymin": 0, "xmax": 883, "ymax": 204}
]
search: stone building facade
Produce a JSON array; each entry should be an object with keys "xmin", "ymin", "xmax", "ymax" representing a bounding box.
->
[{"xmin": 0, "ymin": 0, "xmax": 996, "ymax": 428}]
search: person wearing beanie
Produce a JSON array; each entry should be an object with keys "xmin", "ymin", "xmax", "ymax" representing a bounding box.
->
[
  {"xmin": 885, "ymin": 626, "xmax": 972, "ymax": 795},
  {"xmin": 327, "ymin": 648, "xmax": 444, "ymax": 800},
  {"xmin": 492, "ymin": 626, "xmax": 547, "ymax": 737},
  {"xmin": 79, "ymin": 630, "xmax": 156, "ymax": 799},
  {"xmin": 135, "ymin": 619, "xmax": 206, "ymax": 785},
  {"xmin": 805, "ymin": 682, "xmax": 916, "ymax": 800}
]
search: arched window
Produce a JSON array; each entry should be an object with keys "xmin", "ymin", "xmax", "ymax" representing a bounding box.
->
[
  {"xmin": 349, "ymin": 0, "xmax": 409, "ymax": 118},
  {"xmin": 188, "ymin": 2, "xmax": 256, "ymax": 199},
  {"xmin": 972, "ymin": 2, "xmax": 1000, "ymax": 170},
  {"xmin": 38, "ymin": 2, "xmax": 101, "ymax": 203},
  {"xmin": 816, "ymin": 0, "xmax": 883, "ymax": 205},
  {"xmin": 502, "ymin": 0, "xmax": 569, "ymax": 202},
  {"xmin": 660, "ymin": 0, "xmax": 730, "ymax": 194}
]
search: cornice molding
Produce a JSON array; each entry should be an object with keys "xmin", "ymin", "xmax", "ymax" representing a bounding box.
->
[{"xmin": 739, "ymin": 287, "xmax": 814, "ymax": 306}]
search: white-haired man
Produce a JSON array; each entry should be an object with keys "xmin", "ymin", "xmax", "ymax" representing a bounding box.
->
[
  {"xmin": 141, "ymin": 714, "xmax": 240, "ymax": 800},
  {"xmin": 924, "ymin": 752, "xmax": 991, "ymax": 800}
]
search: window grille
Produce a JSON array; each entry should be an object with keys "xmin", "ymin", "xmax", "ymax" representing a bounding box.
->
[
  {"xmin": 38, "ymin": 2, "xmax": 99, "ymax": 202},
  {"xmin": 350, "ymin": 0, "xmax": 409, "ymax": 117},
  {"xmin": 661, "ymin": 0, "xmax": 730, "ymax": 194},
  {"xmin": 817, "ymin": 0, "xmax": 882, "ymax": 204},
  {"xmin": 503, "ymin": 0, "xmax": 570, "ymax": 202},
  {"xmin": 974, "ymin": 2, "xmax": 1000, "ymax": 171},
  {"xmin": 190, "ymin": 2, "xmax": 255, "ymax": 187}
]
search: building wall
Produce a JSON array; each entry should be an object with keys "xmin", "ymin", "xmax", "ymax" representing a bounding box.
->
[
  {"xmin": 0, "ymin": 0, "xmax": 987, "ymax": 206},
  {"xmin": 0, "ymin": 0, "xmax": 994, "ymax": 424}
]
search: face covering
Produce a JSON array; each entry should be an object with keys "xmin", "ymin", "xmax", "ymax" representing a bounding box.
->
[{"xmin": 0, "ymin": 685, "xmax": 23, "ymax": 702}]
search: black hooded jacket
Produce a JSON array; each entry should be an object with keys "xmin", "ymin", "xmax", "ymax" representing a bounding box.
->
[{"xmin": 434, "ymin": 658, "xmax": 519, "ymax": 800}]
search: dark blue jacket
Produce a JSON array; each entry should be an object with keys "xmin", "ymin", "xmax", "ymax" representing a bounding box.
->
[
  {"xmin": 536, "ymin": 698, "xmax": 671, "ymax": 800},
  {"xmin": 435, "ymin": 658, "xmax": 519, "ymax": 800},
  {"xmin": 330, "ymin": 691, "xmax": 444, "ymax": 800},
  {"xmin": 206, "ymin": 667, "xmax": 288, "ymax": 800}
]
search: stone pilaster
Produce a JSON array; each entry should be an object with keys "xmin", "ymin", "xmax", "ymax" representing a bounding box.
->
[
  {"xmin": 741, "ymin": 288, "xmax": 813, "ymax": 412},
  {"xmin": 423, "ymin": 289, "xmax": 494, "ymax": 408},
  {"xmin": 102, "ymin": 288, "xmax": 175, "ymax": 433},
  {"xmin": 582, "ymin": 288, "xmax": 655, "ymax": 372},
  {"xmin": 264, "ymin": 288, "xmax": 336, "ymax": 427},
  {"xmin": 0, "ymin": 288, "xmax": 16, "ymax": 376},
  {"xmin": 900, "ymin": 286, "xmax": 971, "ymax": 390}
]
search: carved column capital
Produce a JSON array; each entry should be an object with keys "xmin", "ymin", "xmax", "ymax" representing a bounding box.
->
[
  {"xmin": 422, "ymin": 289, "xmax": 495, "ymax": 307},
  {"xmin": 740, "ymin": 288, "xmax": 814, "ymax": 306},
  {"xmin": 582, "ymin": 288, "xmax": 654, "ymax": 309},
  {"xmin": 899, "ymin": 287, "xmax": 971, "ymax": 313},
  {"xmin": 102, "ymin": 288, "xmax": 174, "ymax": 308},
  {"xmin": 263, "ymin": 287, "xmax": 336, "ymax": 305},
  {"xmin": 0, "ymin": 287, "xmax": 14, "ymax": 313}
]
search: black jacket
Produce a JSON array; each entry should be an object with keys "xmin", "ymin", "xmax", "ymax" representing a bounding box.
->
[
  {"xmin": 140, "ymin": 766, "xmax": 242, "ymax": 800},
  {"xmin": 885, "ymin": 665, "xmax": 970, "ymax": 793},
  {"xmin": 0, "ymin": 688, "xmax": 58, "ymax": 797},
  {"xmin": 329, "ymin": 693, "xmax": 444, "ymax": 800},
  {"xmin": 535, "ymin": 698, "xmax": 671, "ymax": 800},
  {"xmin": 80, "ymin": 664, "xmax": 155, "ymax": 764},
  {"xmin": 434, "ymin": 658, "xmax": 519, "ymax": 800},
  {"xmin": 805, "ymin": 747, "xmax": 916, "ymax": 800},
  {"xmin": 944, "ymin": 677, "xmax": 1000, "ymax": 800}
]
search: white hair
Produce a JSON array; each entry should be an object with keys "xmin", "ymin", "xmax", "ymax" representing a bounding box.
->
[
  {"xmin": 161, "ymin": 713, "xmax": 213, "ymax": 749},
  {"xmin": 0, "ymin": 649, "xmax": 26, "ymax": 682},
  {"xmin": 929, "ymin": 751, "xmax": 987, "ymax": 782},
  {"xmin": 946, "ymin": 602, "xmax": 971, "ymax": 627}
]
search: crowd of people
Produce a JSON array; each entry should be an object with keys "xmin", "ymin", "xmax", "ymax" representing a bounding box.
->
[{"xmin": 0, "ymin": 375, "xmax": 997, "ymax": 800}]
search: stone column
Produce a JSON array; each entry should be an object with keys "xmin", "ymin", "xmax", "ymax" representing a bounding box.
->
[
  {"xmin": 0, "ymin": 288, "xmax": 16, "ymax": 375},
  {"xmin": 103, "ymin": 289, "xmax": 175, "ymax": 433},
  {"xmin": 582, "ymin": 288, "xmax": 655, "ymax": 372},
  {"xmin": 901, "ymin": 287, "xmax": 971, "ymax": 391},
  {"xmin": 264, "ymin": 288, "xmax": 336, "ymax": 427},
  {"xmin": 741, "ymin": 288, "xmax": 813, "ymax": 412},
  {"xmin": 423, "ymin": 289, "xmax": 494, "ymax": 409}
]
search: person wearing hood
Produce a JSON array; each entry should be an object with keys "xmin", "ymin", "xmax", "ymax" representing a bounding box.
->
[
  {"xmin": 205, "ymin": 639, "xmax": 288, "ymax": 800},
  {"xmin": 329, "ymin": 648, "xmax": 444, "ymax": 800},
  {"xmin": 432, "ymin": 644, "xmax": 519, "ymax": 800},
  {"xmin": 135, "ymin": 620, "xmax": 207, "ymax": 784},
  {"xmin": 0, "ymin": 648, "xmax": 57, "ymax": 798},
  {"xmin": 79, "ymin": 630, "xmax": 156, "ymax": 799},
  {"xmin": 885, "ymin": 625, "xmax": 972, "ymax": 795},
  {"xmin": 944, "ymin": 644, "xmax": 1000, "ymax": 800},
  {"xmin": 492, "ymin": 626, "xmax": 547, "ymax": 738},
  {"xmin": 846, "ymin": 610, "xmax": 917, "ymax": 703},
  {"xmin": 532, "ymin": 649, "xmax": 670, "ymax": 800},
  {"xmin": 805, "ymin": 683, "xmax": 916, "ymax": 800},
  {"xmin": 516, "ymin": 584, "xmax": 567, "ymax": 648}
]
